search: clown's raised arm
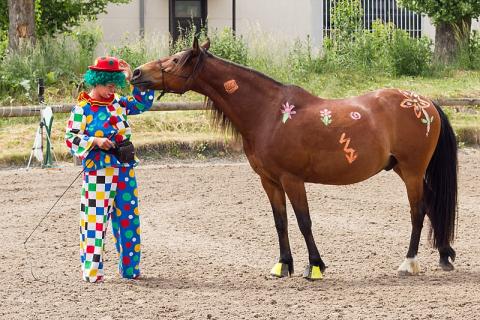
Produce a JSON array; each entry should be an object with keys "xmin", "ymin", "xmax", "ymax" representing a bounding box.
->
[{"xmin": 118, "ymin": 85, "xmax": 155, "ymax": 115}]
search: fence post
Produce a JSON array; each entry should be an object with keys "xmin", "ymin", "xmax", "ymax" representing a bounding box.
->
[{"xmin": 38, "ymin": 78, "xmax": 54, "ymax": 168}]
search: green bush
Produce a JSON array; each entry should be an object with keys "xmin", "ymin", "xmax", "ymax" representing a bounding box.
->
[
  {"xmin": 330, "ymin": 0, "xmax": 363, "ymax": 46},
  {"xmin": 286, "ymin": 36, "xmax": 321, "ymax": 79},
  {"xmin": 0, "ymin": 25, "xmax": 101, "ymax": 105},
  {"xmin": 210, "ymin": 27, "xmax": 248, "ymax": 65},
  {"xmin": 73, "ymin": 24, "xmax": 103, "ymax": 72},
  {"xmin": 110, "ymin": 38, "xmax": 148, "ymax": 70},
  {"xmin": 170, "ymin": 22, "xmax": 209, "ymax": 55},
  {"xmin": 389, "ymin": 29, "xmax": 432, "ymax": 76},
  {"xmin": 0, "ymin": 30, "xmax": 7, "ymax": 59},
  {"xmin": 320, "ymin": 0, "xmax": 433, "ymax": 76},
  {"xmin": 456, "ymin": 30, "xmax": 480, "ymax": 70}
]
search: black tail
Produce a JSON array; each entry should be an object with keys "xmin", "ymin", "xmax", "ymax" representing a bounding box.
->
[{"xmin": 424, "ymin": 103, "xmax": 458, "ymax": 248}]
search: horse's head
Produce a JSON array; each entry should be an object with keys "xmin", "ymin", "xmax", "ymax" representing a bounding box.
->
[{"xmin": 131, "ymin": 37, "xmax": 210, "ymax": 94}]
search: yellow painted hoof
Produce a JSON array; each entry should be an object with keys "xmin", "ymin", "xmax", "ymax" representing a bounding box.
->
[
  {"xmin": 270, "ymin": 262, "xmax": 290, "ymax": 278},
  {"xmin": 303, "ymin": 265, "xmax": 323, "ymax": 280}
]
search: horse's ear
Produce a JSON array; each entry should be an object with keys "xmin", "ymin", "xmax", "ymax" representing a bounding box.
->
[
  {"xmin": 192, "ymin": 37, "xmax": 200, "ymax": 56},
  {"xmin": 201, "ymin": 38, "xmax": 210, "ymax": 51}
]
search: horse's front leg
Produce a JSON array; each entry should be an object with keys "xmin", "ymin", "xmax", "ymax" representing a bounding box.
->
[
  {"xmin": 260, "ymin": 176, "xmax": 293, "ymax": 277},
  {"xmin": 281, "ymin": 175, "xmax": 325, "ymax": 280}
]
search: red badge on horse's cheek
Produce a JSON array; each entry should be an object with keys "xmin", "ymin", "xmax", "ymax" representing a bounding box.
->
[{"xmin": 224, "ymin": 80, "xmax": 239, "ymax": 94}]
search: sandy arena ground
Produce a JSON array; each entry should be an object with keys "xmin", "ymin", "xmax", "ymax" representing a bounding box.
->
[{"xmin": 0, "ymin": 149, "xmax": 479, "ymax": 319}]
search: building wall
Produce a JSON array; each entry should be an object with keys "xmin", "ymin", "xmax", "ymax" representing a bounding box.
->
[
  {"xmin": 235, "ymin": 0, "xmax": 323, "ymax": 46},
  {"xmin": 207, "ymin": 0, "xmax": 232, "ymax": 31},
  {"xmin": 143, "ymin": 0, "xmax": 169, "ymax": 35},
  {"xmin": 93, "ymin": 0, "xmax": 479, "ymax": 50},
  {"xmin": 97, "ymin": 1, "xmax": 140, "ymax": 44}
]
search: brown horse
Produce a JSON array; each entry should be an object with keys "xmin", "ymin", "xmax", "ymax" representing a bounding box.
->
[{"xmin": 131, "ymin": 38, "xmax": 457, "ymax": 280}]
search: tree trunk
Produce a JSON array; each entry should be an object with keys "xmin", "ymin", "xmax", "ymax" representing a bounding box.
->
[
  {"xmin": 434, "ymin": 17, "xmax": 472, "ymax": 64},
  {"xmin": 7, "ymin": 0, "xmax": 36, "ymax": 51},
  {"xmin": 434, "ymin": 17, "xmax": 471, "ymax": 64}
]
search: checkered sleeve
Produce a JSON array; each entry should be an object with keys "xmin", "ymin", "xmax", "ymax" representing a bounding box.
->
[
  {"xmin": 65, "ymin": 105, "xmax": 95, "ymax": 158},
  {"xmin": 119, "ymin": 86, "xmax": 155, "ymax": 115}
]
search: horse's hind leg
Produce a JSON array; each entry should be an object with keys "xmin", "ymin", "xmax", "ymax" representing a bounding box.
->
[
  {"xmin": 396, "ymin": 168, "xmax": 425, "ymax": 276},
  {"xmin": 260, "ymin": 176, "xmax": 294, "ymax": 277},
  {"xmin": 280, "ymin": 175, "xmax": 325, "ymax": 280}
]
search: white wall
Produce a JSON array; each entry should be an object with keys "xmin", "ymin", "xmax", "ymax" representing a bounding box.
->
[
  {"xmin": 235, "ymin": 0, "xmax": 323, "ymax": 47},
  {"xmin": 144, "ymin": 0, "xmax": 169, "ymax": 35},
  {"xmin": 421, "ymin": 16, "xmax": 436, "ymax": 41},
  {"xmin": 207, "ymin": 0, "xmax": 232, "ymax": 31},
  {"xmin": 96, "ymin": 1, "xmax": 141, "ymax": 44},
  {"xmin": 92, "ymin": 0, "xmax": 480, "ymax": 50}
]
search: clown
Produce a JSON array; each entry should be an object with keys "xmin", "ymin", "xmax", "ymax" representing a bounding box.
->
[{"xmin": 65, "ymin": 56, "xmax": 155, "ymax": 283}]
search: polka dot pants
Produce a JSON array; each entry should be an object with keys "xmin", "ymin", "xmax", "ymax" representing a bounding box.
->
[{"xmin": 79, "ymin": 166, "xmax": 141, "ymax": 283}]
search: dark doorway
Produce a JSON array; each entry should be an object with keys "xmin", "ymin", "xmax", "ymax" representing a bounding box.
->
[{"xmin": 169, "ymin": 0, "xmax": 208, "ymax": 41}]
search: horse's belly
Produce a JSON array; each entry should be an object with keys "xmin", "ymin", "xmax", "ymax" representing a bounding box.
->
[{"xmin": 284, "ymin": 143, "xmax": 389, "ymax": 185}]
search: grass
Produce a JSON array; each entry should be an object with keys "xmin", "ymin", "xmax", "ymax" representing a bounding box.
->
[{"xmin": 0, "ymin": 110, "xmax": 237, "ymax": 166}]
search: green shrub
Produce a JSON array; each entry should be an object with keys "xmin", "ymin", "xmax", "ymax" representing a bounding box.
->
[
  {"xmin": 0, "ymin": 29, "xmax": 7, "ymax": 59},
  {"xmin": 73, "ymin": 24, "xmax": 103, "ymax": 72},
  {"xmin": 110, "ymin": 38, "xmax": 147, "ymax": 70},
  {"xmin": 0, "ymin": 25, "xmax": 102, "ymax": 105},
  {"xmin": 286, "ymin": 36, "xmax": 319, "ymax": 78},
  {"xmin": 323, "ymin": 12, "xmax": 432, "ymax": 77},
  {"xmin": 210, "ymin": 27, "xmax": 248, "ymax": 65},
  {"xmin": 456, "ymin": 30, "xmax": 480, "ymax": 70},
  {"xmin": 389, "ymin": 29, "xmax": 432, "ymax": 76},
  {"xmin": 169, "ymin": 22, "xmax": 209, "ymax": 55}
]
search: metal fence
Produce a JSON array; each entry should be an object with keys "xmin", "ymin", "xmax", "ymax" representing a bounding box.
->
[{"xmin": 323, "ymin": 0, "xmax": 422, "ymax": 38}]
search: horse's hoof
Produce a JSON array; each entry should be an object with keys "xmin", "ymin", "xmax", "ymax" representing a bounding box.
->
[
  {"xmin": 270, "ymin": 262, "xmax": 290, "ymax": 278},
  {"xmin": 302, "ymin": 265, "xmax": 323, "ymax": 280},
  {"xmin": 398, "ymin": 257, "xmax": 420, "ymax": 276},
  {"xmin": 439, "ymin": 261, "xmax": 455, "ymax": 271},
  {"xmin": 439, "ymin": 246, "xmax": 455, "ymax": 271}
]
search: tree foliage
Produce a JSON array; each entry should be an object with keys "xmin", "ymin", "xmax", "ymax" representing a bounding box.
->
[
  {"xmin": 0, "ymin": 0, "xmax": 7, "ymax": 32},
  {"xmin": 399, "ymin": 0, "xmax": 480, "ymax": 24},
  {"xmin": 0, "ymin": 0, "xmax": 130, "ymax": 37}
]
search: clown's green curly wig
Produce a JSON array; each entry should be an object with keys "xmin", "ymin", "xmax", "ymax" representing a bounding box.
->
[{"xmin": 83, "ymin": 69, "xmax": 127, "ymax": 88}]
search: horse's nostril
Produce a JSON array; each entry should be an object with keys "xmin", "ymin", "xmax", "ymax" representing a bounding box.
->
[{"xmin": 132, "ymin": 68, "xmax": 142, "ymax": 80}]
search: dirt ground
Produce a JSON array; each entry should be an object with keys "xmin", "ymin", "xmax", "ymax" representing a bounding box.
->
[{"xmin": 1, "ymin": 149, "xmax": 479, "ymax": 320}]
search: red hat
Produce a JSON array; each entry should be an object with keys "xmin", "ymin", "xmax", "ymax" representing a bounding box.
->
[{"xmin": 88, "ymin": 56, "xmax": 122, "ymax": 72}]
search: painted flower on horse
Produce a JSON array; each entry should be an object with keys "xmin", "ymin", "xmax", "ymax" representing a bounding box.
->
[
  {"xmin": 281, "ymin": 102, "xmax": 296, "ymax": 123},
  {"xmin": 399, "ymin": 90, "xmax": 434, "ymax": 136},
  {"xmin": 320, "ymin": 108, "xmax": 332, "ymax": 126}
]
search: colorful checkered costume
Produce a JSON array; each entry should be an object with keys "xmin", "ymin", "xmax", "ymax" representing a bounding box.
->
[{"xmin": 66, "ymin": 86, "xmax": 154, "ymax": 282}]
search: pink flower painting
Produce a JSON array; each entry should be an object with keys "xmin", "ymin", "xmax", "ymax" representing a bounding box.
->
[
  {"xmin": 320, "ymin": 108, "xmax": 332, "ymax": 126},
  {"xmin": 281, "ymin": 102, "xmax": 297, "ymax": 123}
]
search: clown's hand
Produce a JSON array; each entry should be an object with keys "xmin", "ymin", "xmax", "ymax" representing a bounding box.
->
[{"xmin": 119, "ymin": 59, "xmax": 132, "ymax": 82}]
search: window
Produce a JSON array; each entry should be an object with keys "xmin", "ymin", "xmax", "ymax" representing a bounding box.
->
[
  {"xmin": 169, "ymin": 0, "xmax": 207, "ymax": 41},
  {"xmin": 323, "ymin": 0, "xmax": 422, "ymax": 38}
]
